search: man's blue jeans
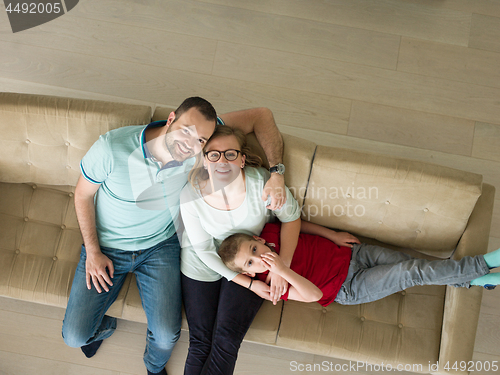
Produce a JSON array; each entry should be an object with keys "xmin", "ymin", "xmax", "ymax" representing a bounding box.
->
[
  {"xmin": 334, "ymin": 243, "xmax": 490, "ymax": 305},
  {"xmin": 62, "ymin": 237, "xmax": 182, "ymax": 373}
]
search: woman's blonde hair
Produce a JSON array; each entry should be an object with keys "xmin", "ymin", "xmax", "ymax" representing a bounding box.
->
[{"xmin": 189, "ymin": 126, "xmax": 263, "ymax": 189}]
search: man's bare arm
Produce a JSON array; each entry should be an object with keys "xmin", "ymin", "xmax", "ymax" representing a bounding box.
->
[
  {"xmin": 219, "ymin": 107, "xmax": 283, "ymax": 166},
  {"xmin": 219, "ymin": 108, "xmax": 285, "ymax": 209},
  {"xmin": 74, "ymin": 175, "xmax": 114, "ymax": 293}
]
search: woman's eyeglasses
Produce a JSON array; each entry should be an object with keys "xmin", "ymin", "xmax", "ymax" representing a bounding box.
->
[{"xmin": 204, "ymin": 149, "xmax": 241, "ymax": 162}]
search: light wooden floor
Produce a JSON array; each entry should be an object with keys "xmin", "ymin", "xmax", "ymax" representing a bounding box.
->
[{"xmin": 0, "ymin": 0, "xmax": 499, "ymax": 374}]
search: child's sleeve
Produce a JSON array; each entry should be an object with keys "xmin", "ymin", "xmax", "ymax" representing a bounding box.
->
[
  {"xmin": 256, "ymin": 271, "xmax": 268, "ymax": 283},
  {"xmin": 260, "ymin": 222, "xmax": 282, "ymax": 239},
  {"xmin": 281, "ymin": 289, "xmax": 290, "ymax": 301}
]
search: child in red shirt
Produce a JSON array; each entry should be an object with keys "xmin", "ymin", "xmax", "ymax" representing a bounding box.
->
[{"xmin": 218, "ymin": 221, "xmax": 500, "ymax": 306}]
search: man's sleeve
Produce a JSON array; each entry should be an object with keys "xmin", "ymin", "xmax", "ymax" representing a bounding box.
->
[{"xmin": 80, "ymin": 134, "xmax": 113, "ymax": 184}]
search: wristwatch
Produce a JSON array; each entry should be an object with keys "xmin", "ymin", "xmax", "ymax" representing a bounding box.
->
[{"xmin": 269, "ymin": 163, "xmax": 285, "ymax": 175}]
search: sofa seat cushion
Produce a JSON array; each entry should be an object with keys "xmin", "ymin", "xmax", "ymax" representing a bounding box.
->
[
  {"xmin": 0, "ymin": 180, "xmax": 286, "ymax": 341},
  {"xmin": 0, "ymin": 182, "xmax": 126, "ymax": 316},
  {"xmin": 277, "ymin": 284, "xmax": 445, "ymax": 370}
]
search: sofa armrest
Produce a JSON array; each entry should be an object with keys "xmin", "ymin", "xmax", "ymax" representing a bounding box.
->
[
  {"xmin": 437, "ymin": 183, "xmax": 495, "ymax": 374},
  {"xmin": 453, "ymin": 183, "xmax": 496, "ymax": 260}
]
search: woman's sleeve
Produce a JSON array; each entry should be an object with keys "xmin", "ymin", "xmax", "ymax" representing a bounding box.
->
[
  {"xmin": 180, "ymin": 189, "xmax": 239, "ymax": 280},
  {"xmin": 273, "ymin": 186, "xmax": 301, "ymax": 223}
]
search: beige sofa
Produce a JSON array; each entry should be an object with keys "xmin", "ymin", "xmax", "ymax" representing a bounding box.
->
[{"xmin": 0, "ymin": 92, "xmax": 495, "ymax": 374}]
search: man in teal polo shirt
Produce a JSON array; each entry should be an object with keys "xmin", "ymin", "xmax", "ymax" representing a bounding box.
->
[{"xmin": 61, "ymin": 97, "xmax": 286, "ymax": 375}]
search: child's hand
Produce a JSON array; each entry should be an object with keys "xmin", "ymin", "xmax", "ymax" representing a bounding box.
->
[
  {"xmin": 261, "ymin": 252, "xmax": 287, "ymax": 276},
  {"xmin": 267, "ymin": 273, "xmax": 288, "ymax": 305},
  {"xmin": 332, "ymin": 232, "xmax": 360, "ymax": 248},
  {"xmin": 262, "ymin": 253, "xmax": 290, "ymax": 304}
]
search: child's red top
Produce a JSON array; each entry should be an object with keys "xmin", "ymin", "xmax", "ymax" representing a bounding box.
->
[{"xmin": 257, "ymin": 222, "xmax": 352, "ymax": 306}]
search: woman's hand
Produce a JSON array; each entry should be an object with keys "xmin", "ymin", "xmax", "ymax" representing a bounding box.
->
[
  {"xmin": 262, "ymin": 173, "xmax": 286, "ymax": 210},
  {"xmin": 265, "ymin": 272, "xmax": 289, "ymax": 305},
  {"xmin": 250, "ymin": 280, "xmax": 271, "ymax": 301},
  {"xmin": 331, "ymin": 232, "xmax": 360, "ymax": 248}
]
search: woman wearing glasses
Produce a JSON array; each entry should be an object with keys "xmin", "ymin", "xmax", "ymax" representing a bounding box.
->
[{"xmin": 179, "ymin": 125, "xmax": 301, "ymax": 375}]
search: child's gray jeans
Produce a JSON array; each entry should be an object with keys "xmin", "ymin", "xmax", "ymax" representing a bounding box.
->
[{"xmin": 334, "ymin": 243, "xmax": 490, "ymax": 305}]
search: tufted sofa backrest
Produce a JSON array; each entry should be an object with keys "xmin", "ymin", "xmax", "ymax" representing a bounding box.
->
[
  {"xmin": 1, "ymin": 93, "xmax": 484, "ymax": 259},
  {"xmin": 0, "ymin": 93, "xmax": 152, "ymax": 186},
  {"xmin": 303, "ymin": 146, "xmax": 483, "ymax": 257}
]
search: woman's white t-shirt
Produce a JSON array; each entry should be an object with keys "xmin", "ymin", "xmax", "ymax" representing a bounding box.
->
[{"xmin": 179, "ymin": 167, "xmax": 301, "ymax": 282}]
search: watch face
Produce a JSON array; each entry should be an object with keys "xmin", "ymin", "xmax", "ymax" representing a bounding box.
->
[{"xmin": 271, "ymin": 163, "xmax": 285, "ymax": 174}]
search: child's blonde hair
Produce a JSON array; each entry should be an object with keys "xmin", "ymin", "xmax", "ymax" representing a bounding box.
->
[{"xmin": 218, "ymin": 232, "xmax": 255, "ymax": 273}]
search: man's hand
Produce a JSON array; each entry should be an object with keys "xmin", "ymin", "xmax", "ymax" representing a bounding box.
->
[
  {"xmin": 262, "ymin": 173, "xmax": 286, "ymax": 210},
  {"xmin": 250, "ymin": 279, "xmax": 271, "ymax": 301},
  {"xmin": 85, "ymin": 250, "xmax": 114, "ymax": 293},
  {"xmin": 331, "ymin": 232, "xmax": 361, "ymax": 248}
]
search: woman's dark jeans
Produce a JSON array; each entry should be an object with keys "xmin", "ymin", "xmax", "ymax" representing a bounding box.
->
[{"xmin": 181, "ymin": 273, "xmax": 263, "ymax": 375}]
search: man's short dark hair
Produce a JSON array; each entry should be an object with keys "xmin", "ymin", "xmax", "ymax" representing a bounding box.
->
[{"xmin": 174, "ymin": 97, "xmax": 217, "ymax": 123}]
